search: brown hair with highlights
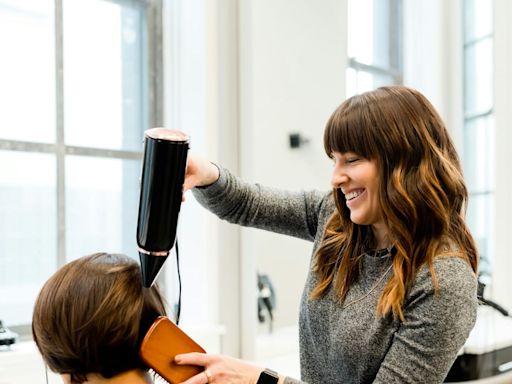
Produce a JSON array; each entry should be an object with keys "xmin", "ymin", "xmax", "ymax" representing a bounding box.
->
[
  {"xmin": 32, "ymin": 252, "xmax": 166, "ymax": 383},
  {"xmin": 312, "ymin": 85, "xmax": 478, "ymax": 320}
]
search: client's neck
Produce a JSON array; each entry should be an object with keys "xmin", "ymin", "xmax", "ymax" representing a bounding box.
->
[{"xmin": 61, "ymin": 369, "xmax": 153, "ymax": 384}]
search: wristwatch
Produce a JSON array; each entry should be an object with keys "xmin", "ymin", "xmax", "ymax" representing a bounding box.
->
[{"xmin": 257, "ymin": 368, "xmax": 279, "ymax": 384}]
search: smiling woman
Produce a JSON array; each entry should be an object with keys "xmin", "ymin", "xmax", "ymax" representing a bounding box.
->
[
  {"xmin": 317, "ymin": 85, "xmax": 478, "ymax": 321},
  {"xmin": 176, "ymin": 85, "xmax": 479, "ymax": 384},
  {"xmin": 329, "ymin": 153, "xmax": 383, "ymax": 245}
]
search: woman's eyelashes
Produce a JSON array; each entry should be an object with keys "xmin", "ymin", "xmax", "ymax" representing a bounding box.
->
[{"xmin": 331, "ymin": 153, "xmax": 362, "ymax": 166}]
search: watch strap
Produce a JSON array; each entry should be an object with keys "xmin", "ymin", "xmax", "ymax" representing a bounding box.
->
[{"xmin": 257, "ymin": 368, "xmax": 279, "ymax": 384}]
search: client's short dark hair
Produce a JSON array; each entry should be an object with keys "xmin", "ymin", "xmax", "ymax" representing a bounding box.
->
[{"xmin": 32, "ymin": 252, "xmax": 166, "ymax": 383}]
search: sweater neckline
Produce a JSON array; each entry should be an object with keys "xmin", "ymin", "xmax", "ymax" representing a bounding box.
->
[{"xmin": 367, "ymin": 246, "xmax": 394, "ymax": 258}]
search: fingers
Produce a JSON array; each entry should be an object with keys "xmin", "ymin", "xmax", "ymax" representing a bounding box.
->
[
  {"xmin": 179, "ymin": 370, "xmax": 209, "ymax": 384},
  {"xmin": 175, "ymin": 352, "xmax": 210, "ymax": 367},
  {"xmin": 184, "ymin": 153, "xmax": 219, "ymax": 189},
  {"xmin": 174, "ymin": 352, "xmax": 212, "ymax": 384},
  {"xmin": 176, "ymin": 353, "xmax": 211, "ymax": 384},
  {"xmin": 183, "ymin": 177, "xmax": 195, "ymax": 193}
]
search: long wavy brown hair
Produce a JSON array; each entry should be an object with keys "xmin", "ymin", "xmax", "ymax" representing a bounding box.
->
[
  {"xmin": 311, "ymin": 85, "xmax": 478, "ymax": 320},
  {"xmin": 32, "ymin": 253, "xmax": 167, "ymax": 383}
]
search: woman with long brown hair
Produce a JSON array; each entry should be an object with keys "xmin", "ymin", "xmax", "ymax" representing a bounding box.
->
[
  {"xmin": 176, "ymin": 85, "xmax": 478, "ymax": 384},
  {"xmin": 32, "ymin": 252, "xmax": 167, "ymax": 384}
]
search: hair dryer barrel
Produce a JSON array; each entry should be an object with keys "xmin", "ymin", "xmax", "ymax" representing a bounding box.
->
[{"xmin": 137, "ymin": 128, "xmax": 189, "ymax": 287}]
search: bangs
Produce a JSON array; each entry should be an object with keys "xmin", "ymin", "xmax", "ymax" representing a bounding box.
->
[{"xmin": 324, "ymin": 95, "xmax": 379, "ymax": 160}]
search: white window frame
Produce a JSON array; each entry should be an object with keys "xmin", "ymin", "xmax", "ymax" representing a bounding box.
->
[
  {"xmin": 0, "ymin": 0, "xmax": 163, "ymax": 336},
  {"xmin": 347, "ymin": 0, "xmax": 403, "ymax": 96}
]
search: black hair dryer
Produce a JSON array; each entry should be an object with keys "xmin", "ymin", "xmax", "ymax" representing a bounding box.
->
[{"xmin": 137, "ymin": 128, "xmax": 189, "ymax": 287}]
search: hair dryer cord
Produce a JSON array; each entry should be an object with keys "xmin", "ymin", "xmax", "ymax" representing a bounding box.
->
[{"xmin": 175, "ymin": 240, "xmax": 182, "ymax": 325}]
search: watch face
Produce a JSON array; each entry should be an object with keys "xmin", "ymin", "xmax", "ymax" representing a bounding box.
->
[{"xmin": 257, "ymin": 369, "xmax": 279, "ymax": 384}]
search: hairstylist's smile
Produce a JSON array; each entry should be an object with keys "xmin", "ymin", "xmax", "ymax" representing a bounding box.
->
[
  {"xmin": 342, "ymin": 188, "xmax": 365, "ymax": 206},
  {"xmin": 331, "ymin": 152, "xmax": 382, "ymax": 226}
]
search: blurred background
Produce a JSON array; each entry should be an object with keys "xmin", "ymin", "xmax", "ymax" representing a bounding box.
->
[{"xmin": 0, "ymin": 0, "xmax": 511, "ymax": 382}]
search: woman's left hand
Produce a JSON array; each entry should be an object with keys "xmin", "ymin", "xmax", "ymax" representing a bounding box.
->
[{"xmin": 175, "ymin": 352, "xmax": 263, "ymax": 384}]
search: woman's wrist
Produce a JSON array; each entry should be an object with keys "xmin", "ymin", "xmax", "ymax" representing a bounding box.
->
[
  {"xmin": 205, "ymin": 162, "xmax": 220, "ymax": 186},
  {"xmin": 253, "ymin": 368, "xmax": 284, "ymax": 384}
]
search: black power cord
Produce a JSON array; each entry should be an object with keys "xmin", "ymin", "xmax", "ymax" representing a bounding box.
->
[
  {"xmin": 477, "ymin": 280, "xmax": 510, "ymax": 317},
  {"xmin": 175, "ymin": 240, "xmax": 182, "ymax": 325}
]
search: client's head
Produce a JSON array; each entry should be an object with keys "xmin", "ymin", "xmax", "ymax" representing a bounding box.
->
[{"xmin": 32, "ymin": 252, "xmax": 166, "ymax": 383}]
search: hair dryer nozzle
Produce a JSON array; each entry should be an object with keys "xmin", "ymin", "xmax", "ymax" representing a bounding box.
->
[
  {"xmin": 136, "ymin": 128, "xmax": 189, "ymax": 287},
  {"xmin": 139, "ymin": 250, "xmax": 169, "ymax": 288}
]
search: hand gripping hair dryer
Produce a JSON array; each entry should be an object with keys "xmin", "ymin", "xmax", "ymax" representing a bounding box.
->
[{"xmin": 137, "ymin": 128, "xmax": 189, "ymax": 287}]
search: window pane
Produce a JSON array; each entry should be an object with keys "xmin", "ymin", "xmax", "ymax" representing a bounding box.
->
[
  {"xmin": 348, "ymin": 0, "xmax": 398, "ymax": 69},
  {"xmin": 0, "ymin": 0, "xmax": 55, "ymax": 143},
  {"xmin": 371, "ymin": 73, "xmax": 395, "ymax": 89},
  {"xmin": 63, "ymin": 0, "xmax": 146, "ymax": 150},
  {"xmin": 0, "ymin": 151, "xmax": 57, "ymax": 326},
  {"xmin": 467, "ymin": 193, "xmax": 494, "ymax": 273},
  {"xmin": 65, "ymin": 156, "xmax": 140, "ymax": 261},
  {"xmin": 463, "ymin": 115, "xmax": 495, "ymax": 193},
  {"xmin": 464, "ymin": 38, "xmax": 493, "ymax": 116},
  {"xmin": 348, "ymin": 71, "xmax": 395, "ymax": 96},
  {"xmin": 346, "ymin": 68, "xmax": 358, "ymax": 98},
  {"xmin": 464, "ymin": 0, "xmax": 493, "ymax": 43},
  {"xmin": 348, "ymin": 0, "xmax": 374, "ymax": 64}
]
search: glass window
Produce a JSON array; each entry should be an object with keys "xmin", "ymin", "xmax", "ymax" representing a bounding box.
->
[
  {"xmin": 0, "ymin": 0, "xmax": 161, "ymax": 329},
  {"xmin": 462, "ymin": 0, "xmax": 494, "ymax": 277},
  {"xmin": 63, "ymin": 0, "xmax": 146, "ymax": 151},
  {"xmin": 65, "ymin": 156, "xmax": 140, "ymax": 261},
  {"xmin": 0, "ymin": 0, "xmax": 55, "ymax": 143},
  {"xmin": 464, "ymin": 38, "xmax": 493, "ymax": 116},
  {"xmin": 463, "ymin": 116, "xmax": 495, "ymax": 193},
  {"xmin": 466, "ymin": 193, "xmax": 494, "ymax": 275},
  {"xmin": 464, "ymin": 0, "xmax": 493, "ymax": 43},
  {"xmin": 346, "ymin": 68, "xmax": 396, "ymax": 96},
  {"xmin": 348, "ymin": 0, "xmax": 398, "ymax": 69},
  {"xmin": 346, "ymin": 0, "xmax": 402, "ymax": 97},
  {"xmin": 0, "ymin": 151, "xmax": 57, "ymax": 326}
]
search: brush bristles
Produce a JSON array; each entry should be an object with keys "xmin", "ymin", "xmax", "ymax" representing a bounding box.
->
[{"xmin": 150, "ymin": 369, "xmax": 170, "ymax": 383}]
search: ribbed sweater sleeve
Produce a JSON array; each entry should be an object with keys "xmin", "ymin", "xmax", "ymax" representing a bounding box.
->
[{"xmin": 192, "ymin": 165, "xmax": 329, "ymax": 242}]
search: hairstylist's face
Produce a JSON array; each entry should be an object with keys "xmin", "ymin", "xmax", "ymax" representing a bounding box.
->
[{"xmin": 331, "ymin": 152, "xmax": 384, "ymax": 229}]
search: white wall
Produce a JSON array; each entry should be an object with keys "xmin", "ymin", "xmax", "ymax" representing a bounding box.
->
[
  {"xmin": 403, "ymin": 0, "xmax": 464, "ymax": 146},
  {"xmin": 238, "ymin": 0, "xmax": 346, "ymax": 359},
  {"xmin": 493, "ymin": 0, "xmax": 512, "ymax": 312}
]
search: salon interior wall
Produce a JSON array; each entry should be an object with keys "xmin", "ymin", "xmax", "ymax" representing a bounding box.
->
[
  {"xmin": 162, "ymin": 0, "xmax": 512, "ymax": 360},
  {"xmin": 162, "ymin": 0, "xmax": 346, "ymax": 360},
  {"xmin": 493, "ymin": 0, "xmax": 512, "ymax": 314},
  {"xmin": 237, "ymin": 0, "xmax": 346, "ymax": 360}
]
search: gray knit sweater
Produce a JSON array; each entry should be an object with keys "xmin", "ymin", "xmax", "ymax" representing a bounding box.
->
[{"xmin": 192, "ymin": 167, "xmax": 478, "ymax": 384}]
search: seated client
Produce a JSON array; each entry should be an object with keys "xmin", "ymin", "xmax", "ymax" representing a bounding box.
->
[{"xmin": 32, "ymin": 252, "xmax": 167, "ymax": 384}]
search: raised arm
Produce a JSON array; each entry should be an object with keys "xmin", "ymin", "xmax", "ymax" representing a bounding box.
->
[{"xmin": 185, "ymin": 153, "xmax": 329, "ymax": 242}]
